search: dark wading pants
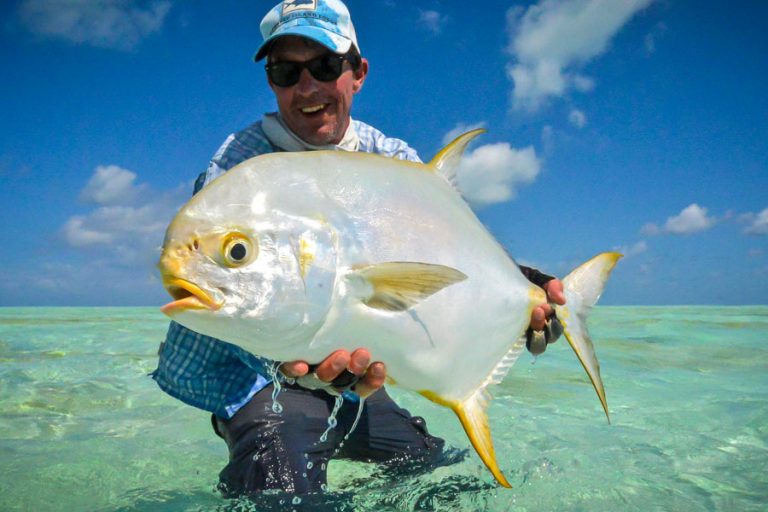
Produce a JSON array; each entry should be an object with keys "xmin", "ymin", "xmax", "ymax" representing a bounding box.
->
[{"xmin": 213, "ymin": 384, "xmax": 445, "ymax": 496}]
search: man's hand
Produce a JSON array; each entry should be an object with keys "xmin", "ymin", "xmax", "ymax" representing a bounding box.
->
[
  {"xmin": 280, "ymin": 348, "xmax": 386, "ymax": 398},
  {"xmin": 527, "ymin": 279, "xmax": 566, "ymax": 355},
  {"xmin": 530, "ymin": 279, "xmax": 566, "ymax": 330}
]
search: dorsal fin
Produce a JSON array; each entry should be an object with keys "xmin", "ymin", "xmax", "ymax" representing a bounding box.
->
[{"xmin": 428, "ymin": 129, "xmax": 486, "ymax": 189}]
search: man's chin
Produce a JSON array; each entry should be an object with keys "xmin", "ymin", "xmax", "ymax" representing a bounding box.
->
[
  {"xmin": 301, "ymin": 128, "xmax": 342, "ymax": 146},
  {"xmin": 290, "ymin": 115, "xmax": 344, "ymax": 146}
]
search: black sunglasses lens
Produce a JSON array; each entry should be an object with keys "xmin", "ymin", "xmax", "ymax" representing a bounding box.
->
[
  {"xmin": 308, "ymin": 55, "xmax": 344, "ymax": 81},
  {"xmin": 267, "ymin": 55, "xmax": 345, "ymax": 87},
  {"xmin": 267, "ymin": 62, "xmax": 300, "ymax": 87}
]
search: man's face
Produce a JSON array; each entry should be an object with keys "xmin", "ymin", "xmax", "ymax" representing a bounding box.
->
[{"xmin": 267, "ymin": 36, "xmax": 368, "ymax": 146}]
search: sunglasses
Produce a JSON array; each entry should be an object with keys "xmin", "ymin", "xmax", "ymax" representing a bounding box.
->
[{"xmin": 265, "ymin": 54, "xmax": 349, "ymax": 87}]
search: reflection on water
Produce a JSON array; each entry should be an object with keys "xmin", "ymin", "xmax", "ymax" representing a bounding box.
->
[{"xmin": 1, "ymin": 306, "xmax": 767, "ymax": 511}]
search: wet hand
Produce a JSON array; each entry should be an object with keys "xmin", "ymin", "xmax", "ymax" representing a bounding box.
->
[
  {"xmin": 529, "ymin": 279, "xmax": 565, "ymax": 330},
  {"xmin": 527, "ymin": 279, "xmax": 566, "ymax": 355},
  {"xmin": 280, "ymin": 348, "xmax": 386, "ymax": 398}
]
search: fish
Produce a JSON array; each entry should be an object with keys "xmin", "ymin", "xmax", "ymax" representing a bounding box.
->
[{"xmin": 158, "ymin": 129, "xmax": 621, "ymax": 488}]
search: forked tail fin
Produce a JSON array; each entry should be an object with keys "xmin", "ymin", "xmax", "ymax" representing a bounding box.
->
[
  {"xmin": 419, "ymin": 252, "xmax": 621, "ymax": 489},
  {"xmin": 556, "ymin": 252, "xmax": 622, "ymax": 422}
]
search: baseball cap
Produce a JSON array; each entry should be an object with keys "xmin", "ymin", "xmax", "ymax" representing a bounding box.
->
[{"xmin": 254, "ymin": 0, "xmax": 360, "ymax": 61}]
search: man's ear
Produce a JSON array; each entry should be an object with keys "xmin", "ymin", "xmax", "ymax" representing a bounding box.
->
[{"xmin": 352, "ymin": 58, "xmax": 369, "ymax": 93}]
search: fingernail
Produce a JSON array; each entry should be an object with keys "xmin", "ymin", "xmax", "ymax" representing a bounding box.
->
[{"xmin": 331, "ymin": 358, "xmax": 346, "ymax": 372}]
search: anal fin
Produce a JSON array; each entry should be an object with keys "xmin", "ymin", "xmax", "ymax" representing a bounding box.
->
[{"xmin": 420, "ymin": 389, "xmax": 512, "ymax": 488}]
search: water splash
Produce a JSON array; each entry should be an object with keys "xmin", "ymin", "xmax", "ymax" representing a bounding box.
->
[
  {"xmin": 320, "ymin": 395, "xmax": 344, "ymax": 442},
  {"xmin": 344, "ymin": 397, "xmax": 366, "ymax": 441},
  {"xmin": 266, "ymin": 362, "xmax": 284, "ymax": 414}
]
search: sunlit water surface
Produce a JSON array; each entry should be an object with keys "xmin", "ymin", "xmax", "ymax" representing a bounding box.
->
[{"xmin": 0, "ymin": 306, "xmax": 766, "ymax": 511}]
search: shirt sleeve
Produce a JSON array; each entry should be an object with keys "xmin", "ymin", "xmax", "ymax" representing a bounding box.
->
[
  {"xmin": 151, "ymin": 322, "xmax": 269, "ymax": 418},
  {"xmin": 518, "ymin": 265, "xmax": 555, "ymax": 288}
]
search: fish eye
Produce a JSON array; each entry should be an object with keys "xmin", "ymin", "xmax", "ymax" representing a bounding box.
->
[
  {"xmin": 230, "ymin": 243, "xmax": 247, "ymax": 261},
  {"xmin": 222, "ymin": 233, "xmax": 256, "ymax": 267}
]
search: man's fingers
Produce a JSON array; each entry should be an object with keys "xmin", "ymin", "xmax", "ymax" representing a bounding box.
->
[
  {"xmin": 530, "ymin": 306, "xmax": 547, "ymax": 331},
  {"xmin": 348, "ymin": 348, "xmax": 371, "ymax": 376},
  {"xmin": 314, "ymin": 349, "xmax": 351, "ymax": 382},
  {"xmin": 354, "ymin": 362, "xmax": 386, "ymax": 398},
  {"xmin": 279, "ymin": 360, "xmax": 309, "ymax": 378},
  {"xmin": 544, "ymin": 279, "xmax": 566, "ymax": 305},
  {"xmin": 282, "ymin": 348, "xmax": 383, "ymax": 397}
]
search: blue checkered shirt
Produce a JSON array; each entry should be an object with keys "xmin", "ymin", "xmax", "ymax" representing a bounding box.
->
[{"xmin": 152, "ymin": 118, "xmax": 421, "ymax": 419}]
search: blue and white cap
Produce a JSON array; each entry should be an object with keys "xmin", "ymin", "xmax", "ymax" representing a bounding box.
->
[{"xmin": 254, "ymin": 0, "xmax": 360, "ymax": 61}]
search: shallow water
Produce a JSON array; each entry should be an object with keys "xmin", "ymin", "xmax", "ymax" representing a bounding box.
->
[{"xmin": 0, "ymin": 306, "xmax": 766, "ymax": 511}]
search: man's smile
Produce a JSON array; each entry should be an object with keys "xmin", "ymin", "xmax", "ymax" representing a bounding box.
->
[{"xmin": 300, "ymin": 104, "xmax": 327, "ymax": 114}]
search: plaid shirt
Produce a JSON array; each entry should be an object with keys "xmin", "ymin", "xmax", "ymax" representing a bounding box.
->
[{"xmin": 151, "ymin": 118, "xmax": 421, "ymax": 419}]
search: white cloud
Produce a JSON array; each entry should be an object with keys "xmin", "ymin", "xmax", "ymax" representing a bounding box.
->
[
  {"xmin": 64, "ymin": 204, "xmax": 170, "ymax": 249},
  {"xmin": 79, "ymin": 165, "xmax": 146, "ymax": 205},
  {"xmin": 506, "ymin": 0, "xmax": 652, "ymax": 111},
  {"xmin": 644, "ymin": 33, "xmax": 656, "ymax": 54},
  {"xmin": 614, "ymin": 240, "xmax": 647, "ymax": 258},
  {"xmin": 418, "ymin": 9, "xmax": 448, "ymax": 35},
  {"xmin": 441, "ymin": 121, "xmax": 487, "ymax": 146},
  {"xmin": 63, "ymin": 216, "xmax": 116, "ymax": 247},
  {"xmin": 644, "ymin": 21, "xmax": 666, "ymax": 55},
  {"xmin": 568, "ymin": 109, "xmax": 587, "ymax": 128},
  {"xmin": 17, "ymin": 0, "xmax": 172, "ymax": 51},
  {"xmin": 640, "ymin": 222, "xmax": 660, "ymax": 236},
  {"xmin": 642, "ymin": 204, "xmax": 717, "ymax": 235},
  {"xmin": 63, "ymin": 165, "xmax": 187, "ymax": 263},
  {"xmin": 540, "ymin": 125, "xmax": 555, "ymax": 155},
  {"xmin": 663, "ymin": 204, "xmax": 715, "ymax": 234},
  {"xmin": 744, "ymin": 208, "xmax": 768, "ymax": 235},
  {"xmin": 455, "ymin": 142, "xmax": 542, "ymax": 206}
]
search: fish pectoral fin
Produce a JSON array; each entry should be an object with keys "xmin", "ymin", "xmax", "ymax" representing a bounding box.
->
[
  {"xmin": 352, "ymin": 262, "xmax": 467, "ymax": 312},
  {"xmin": 420, "ymin": 389, "xmax": 511, "ymax": 488}
]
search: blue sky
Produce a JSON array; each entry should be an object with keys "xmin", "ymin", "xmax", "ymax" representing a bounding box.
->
[{"xmin": 1, "ymin": 0, "xmax": 766, "ymax": 307}]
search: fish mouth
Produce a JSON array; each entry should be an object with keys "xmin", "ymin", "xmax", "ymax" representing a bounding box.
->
[{"xmin": 160, "ymin": 277, "xmax": 222, "ymax": 316}]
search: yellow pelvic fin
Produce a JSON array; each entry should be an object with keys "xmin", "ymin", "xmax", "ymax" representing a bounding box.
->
[
  {"xmin": 427, "ymin": 129, "xmax": 486, "ymax": 187},
  {"xmin": 419, "ymin": 390, "xmax": 512, "ymax": 488},
  {"xmin": 354, "ymin": 262, "xmax": 467, "ymax": 311}
]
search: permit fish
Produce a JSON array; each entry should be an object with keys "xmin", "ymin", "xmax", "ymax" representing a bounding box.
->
[{"xmin": 158, "ymin": 129, "xmax": 621, "ymax": 487}]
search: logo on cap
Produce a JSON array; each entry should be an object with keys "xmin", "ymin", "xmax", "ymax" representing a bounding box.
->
[{"xmin": 283, "ymin": 0, "xmax": 317, "ymax": 15}]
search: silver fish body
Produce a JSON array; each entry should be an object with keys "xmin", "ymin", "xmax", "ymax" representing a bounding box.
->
[{"xmin": 158, "ymin": 130, "xmax": 621, "ymax": 487}]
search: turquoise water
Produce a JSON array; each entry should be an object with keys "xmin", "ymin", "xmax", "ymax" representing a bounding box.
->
[{"xmin": 0, "ymin": 306, "xmax": 766, "ymax": 511}]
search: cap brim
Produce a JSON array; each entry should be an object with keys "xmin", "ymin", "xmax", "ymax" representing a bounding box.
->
[{"xmin": 254, "ymin": 25, "xmax": 353, "ymax": 61}]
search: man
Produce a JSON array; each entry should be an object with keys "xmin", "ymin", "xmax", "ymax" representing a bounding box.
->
[{"xmin": 153, "ymin": 0, "xmax": 565, "ymax": 497}]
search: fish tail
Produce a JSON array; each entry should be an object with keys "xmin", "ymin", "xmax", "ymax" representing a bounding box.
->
[{"xmin": 555, "ymin": 252, "xmax": 622, "ymax": 423}]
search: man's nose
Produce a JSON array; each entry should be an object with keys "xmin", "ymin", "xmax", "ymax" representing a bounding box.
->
[{"xmin": 294, "ymin": 68, "xmax": 320, "ymax": 95}]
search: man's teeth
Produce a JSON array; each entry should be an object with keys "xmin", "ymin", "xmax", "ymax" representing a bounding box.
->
[{"xmin": 301, "ymin": 104, "xmax": 325, "ymax": 113}]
